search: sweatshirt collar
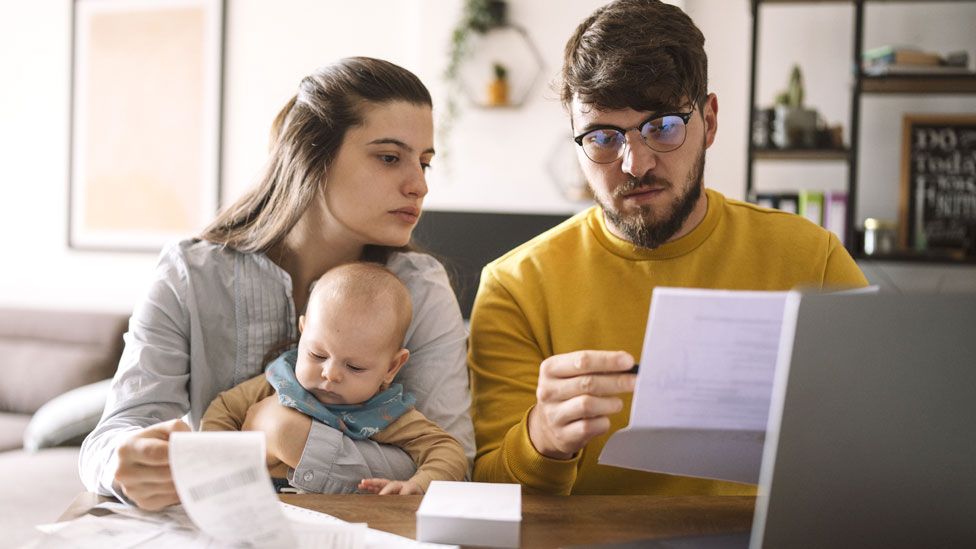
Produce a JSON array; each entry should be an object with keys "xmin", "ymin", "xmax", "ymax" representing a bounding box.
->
[{"xmin": 586, "ymin": 188, "xmax": 724, "ymax": 260}]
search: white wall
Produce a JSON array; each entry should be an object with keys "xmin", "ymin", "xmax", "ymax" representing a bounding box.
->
[
  {"xmin": 0, "ymin": 0, "xmax": 154, "ymax": 312},
  {"xmin": 1, "ymin": 0, "xmax": 973, "ymax": 313}
]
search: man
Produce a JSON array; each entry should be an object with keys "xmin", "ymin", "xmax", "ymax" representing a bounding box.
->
[{"xmin": 467, "ymin": 0, "xmax": 867, "ymax": 496}]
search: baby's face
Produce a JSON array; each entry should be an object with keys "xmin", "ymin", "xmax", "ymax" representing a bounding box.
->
[{"xmin": 294, "ymin": 300, "xmax": 402, "ymax": 406}]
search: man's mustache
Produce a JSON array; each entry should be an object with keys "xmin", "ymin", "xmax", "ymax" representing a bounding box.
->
[{"xmin": 613, "ymin": 174, "xmax": 672, "ymax": 198}]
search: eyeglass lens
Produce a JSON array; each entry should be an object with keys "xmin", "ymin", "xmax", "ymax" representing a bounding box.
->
[{"xmin": 581, "ymin": 114, "xmax": 688, "ymax": 163}]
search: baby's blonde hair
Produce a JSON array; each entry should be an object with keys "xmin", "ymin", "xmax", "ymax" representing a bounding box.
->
[{"xmin": 308, "ymin": 262, "xmax": 412, "ymax": 349}]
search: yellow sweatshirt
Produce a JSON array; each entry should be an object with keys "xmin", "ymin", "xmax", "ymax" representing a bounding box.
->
[{"xmin": 468, "ymin": 189, "xmax": 867, "ymax": 495}]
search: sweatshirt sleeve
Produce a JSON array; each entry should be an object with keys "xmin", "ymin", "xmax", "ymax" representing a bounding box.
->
[
  {"xmin": 467, "ymin": 267, "xmax": 581, "ymax": 495},
  {"xmin": 372, "ymin": 409, "xmax": 467, "ymax": 492},
  {"xmin": 821, "ymin": 232, "xmax": 869, "ymax": 289},
  {"xmin": 200, "ymin": 374, "xmax": 274, "ymax": 432}
]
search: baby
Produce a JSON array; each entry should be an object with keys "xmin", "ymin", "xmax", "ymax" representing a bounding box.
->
[{"xmin": 201, "ymin": 262, "xmax": 467, "ymax": 494}]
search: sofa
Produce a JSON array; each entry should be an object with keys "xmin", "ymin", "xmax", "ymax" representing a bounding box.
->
[{"xmin": 0, "ymin": 308, "xmax": 128, "ymax": 548}]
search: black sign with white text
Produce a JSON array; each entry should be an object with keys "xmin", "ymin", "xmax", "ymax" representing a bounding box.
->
[{"xmin": 902, "ymin": 116, "xmax": 976, "ymax": 254}]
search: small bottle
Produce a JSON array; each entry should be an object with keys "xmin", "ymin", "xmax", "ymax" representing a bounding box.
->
[{"xmin": 863, "ymin": 218, "xmax": 897, "ymax": 256}]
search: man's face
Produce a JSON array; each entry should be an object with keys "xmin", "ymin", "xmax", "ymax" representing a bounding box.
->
[{"xmin": 571, "ymin": 94, "xmax": 718, "ymax": 249}]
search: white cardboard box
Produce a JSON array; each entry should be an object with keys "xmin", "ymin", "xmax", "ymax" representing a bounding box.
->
[{"xmin": 416, "ymin": 481, "xmax": 521, "ymax": 547}]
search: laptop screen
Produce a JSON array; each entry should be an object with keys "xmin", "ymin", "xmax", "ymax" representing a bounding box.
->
[{"xmin": 753, "ymin": 292, "xmax": 976, "ymax": 548}]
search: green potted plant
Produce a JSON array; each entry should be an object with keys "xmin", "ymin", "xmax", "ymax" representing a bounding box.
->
[
  {"xmin": 441, "ymin": 1, "xmax": 508, "ymax": 141},
  {"xmin": 772, "ymin": 64, "xmax": 818, "ymax": 149},
  {"xmin": 487, "ymin": 62, "xmax": 509, "ymax": 106}
]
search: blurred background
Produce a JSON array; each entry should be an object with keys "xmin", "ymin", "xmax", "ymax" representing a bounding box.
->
[{"xmin": 1, "ymin": 0, "xmax": 975, "ymax": 314}]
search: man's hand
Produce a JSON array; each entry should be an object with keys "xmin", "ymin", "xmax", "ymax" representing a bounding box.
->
[
  {"xmin": 114, "ymin": 419, "xmax": 190, "ymax": 511},
  {"xmin": 358, "ymin": 478, "xmax": 424, "ymax": 495},
  {"xmin": 242, "ymin": 395, "xmax": 312, "ymax": 469},
  {"xmin": 527, "ymin": 350, "xmax": 637, "ymax": 460}
]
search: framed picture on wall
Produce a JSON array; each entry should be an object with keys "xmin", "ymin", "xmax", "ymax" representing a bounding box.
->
[
  {"xmin": 899, "ymin": 114, "xmax": 976, "ymax": 258},
  {"xmin": 69, "ymin": 0, "xmax": 224, "ymax": 251}
]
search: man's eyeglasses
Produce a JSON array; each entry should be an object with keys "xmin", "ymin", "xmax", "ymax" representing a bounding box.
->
[{"xmin": 573, "ymin": 110, "xmax": 694, "ymax": 164}]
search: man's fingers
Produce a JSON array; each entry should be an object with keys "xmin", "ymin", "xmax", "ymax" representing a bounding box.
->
[
  {"xmin": 538, "ymin": 373, "xmax": 636, "ymax": 402},
  {"xmin": 378, "ymin": 482, "xmax": 401, "ymax": 495},
  {"xmin": 541, "ymin": 351, "xmax": 634, "ymax": 379},
  {"xmin": 543, "ymin": 395, "xmax": 624, "ymax": 428},
  {"xmin": 562, "ymin": 416, "xmax": 613, "ymax": 444}
]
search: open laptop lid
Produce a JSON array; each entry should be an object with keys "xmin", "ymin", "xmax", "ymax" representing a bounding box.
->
[{"xmin": 752, "ymin": 292, "xmax": 976, "ymax": 548}]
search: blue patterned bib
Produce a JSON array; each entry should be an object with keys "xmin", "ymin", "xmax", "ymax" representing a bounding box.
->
[{"xmin": 265, "ymin": 349, "xmax": 415, "ymax": 440}]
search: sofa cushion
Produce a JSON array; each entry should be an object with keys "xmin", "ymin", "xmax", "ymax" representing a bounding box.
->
[
  {"xmin": 0, "ymin": 309, "xmax": 127, "ymax": 414},
  {"xmin": 24, "ymin": 379, "xmax": 113, "ymax": 452},
  {"xmin": 0, "ymin": 413, "xmax": 31, "ymax": 451}
]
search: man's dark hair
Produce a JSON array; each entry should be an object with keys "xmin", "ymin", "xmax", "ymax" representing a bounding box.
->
[{"xmin": 561, "ymin": 0, "xmax": 708, "ymax": 114}]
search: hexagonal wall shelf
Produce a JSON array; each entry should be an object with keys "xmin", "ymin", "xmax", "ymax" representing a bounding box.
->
[
  {"xmin": 455, "ymin": 24, "xmax": 544, "ymax": 109},
  {"xmin": 546, "ymin": 135, "xmax": 593, "ymax": 203}
]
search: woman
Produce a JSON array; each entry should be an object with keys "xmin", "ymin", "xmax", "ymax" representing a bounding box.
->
[{"xmin": 79, "ymin": 57, "xmax": 474, "ymax": 510}]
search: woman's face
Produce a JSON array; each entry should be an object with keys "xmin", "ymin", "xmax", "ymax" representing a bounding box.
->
[{"xmin": 320, "ymin": 100, "xmax": 434, "ymax": 248}]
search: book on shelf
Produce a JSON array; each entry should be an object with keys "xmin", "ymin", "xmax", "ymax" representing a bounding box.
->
[
  {"xmin": 798, "ymin": 190, "xmax": 824, "ymax": 226},
  {"xmin": 755, "ymin": 192, "xmax": 798, "ymax": 215},
  {"xmin": 778, "ymin": 193, "xmax": 798, "ymax": 215},
  {"xmin": 756, "ymin": 193, "xmax": 777, "ymax": 210},
  {"xmin": 863, "ymin": 45, "xmax": 943, "ymax": 67},
  {"xmin": 863, "ymin": 63, "xmax": 975, "ymax": 77},
  {"xmin": 755, "ymin": 191, "xmax": 847, "ymax": 244},
  {"xmin": 823, "ymin": 191, "xmax": 848, "ymax": 246}
]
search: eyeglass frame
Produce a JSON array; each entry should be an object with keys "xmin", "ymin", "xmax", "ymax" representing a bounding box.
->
[{"xmin": 572, "ymin": 109, "xmax": 695, "ymax": 164}]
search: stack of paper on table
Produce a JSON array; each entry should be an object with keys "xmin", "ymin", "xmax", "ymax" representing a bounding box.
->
[{"xmin": 416, "ymin": 481, "xmax": 521, "ymax": 548}]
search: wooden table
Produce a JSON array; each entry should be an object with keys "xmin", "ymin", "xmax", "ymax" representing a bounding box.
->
[{"xmin": 62, "ymin": 492, "xmax": 755, "ymax": 548}]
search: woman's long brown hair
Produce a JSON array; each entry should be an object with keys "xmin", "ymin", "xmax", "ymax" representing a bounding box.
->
[{"xmin": 200, "ymin": 57, "xmax": 432, "ymax": 264}]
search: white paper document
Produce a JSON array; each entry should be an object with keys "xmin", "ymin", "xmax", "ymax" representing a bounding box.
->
[
  {"xmin": 27, "ymin": 432, "xmax": 368, "ymax": 549},
  {"xmin": 169, "ymin": 431, "xmax": 300, "ymax": 547},
  {"xmin": 600, "ymin": 287, "xmax": 790, "ymax": 484},
  {"xmin": 27, "ymin": 430, "xmax": 456, "ymax": 549}
]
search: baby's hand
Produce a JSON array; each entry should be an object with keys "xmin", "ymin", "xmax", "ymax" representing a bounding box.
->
[{"xmin": 358, "ymin": 478, "xmax": 424, "ymax": 495}]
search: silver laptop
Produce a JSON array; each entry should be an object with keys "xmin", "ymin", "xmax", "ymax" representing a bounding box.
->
[
  {"xmin": 750, "ymin": 292, "xmax": 976, "ymax": 548},
  {"xmin": 581, "ymin": 293, "xmax": 976, "ymax": 548}
]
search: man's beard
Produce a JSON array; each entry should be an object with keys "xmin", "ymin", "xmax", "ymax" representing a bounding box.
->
[{"xmin": 593, "ymin": 146, "xmax": 706, "ymax": 249}]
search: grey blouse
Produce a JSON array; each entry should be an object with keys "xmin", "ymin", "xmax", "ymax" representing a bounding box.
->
[{"xmin": 79, "ymin": 239, "xmax": 474, "ymax": 496}]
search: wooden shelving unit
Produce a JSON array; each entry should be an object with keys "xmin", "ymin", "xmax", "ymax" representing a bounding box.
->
[
  {"xmin": 860, "ymin": 74, "xmax": 976, "ymax": 94},
  {"xmin": 752, "ymin": 148, "xmax": 850, "ymax": 161},
  {"xmin": 745, "ymin": 0, "xmax": 976, "ymax": 264}
]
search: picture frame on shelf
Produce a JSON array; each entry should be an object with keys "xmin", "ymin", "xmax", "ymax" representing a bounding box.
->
[
  {"xmin": 68, "ymin": 0, "xmax": 224, "ymax": 252},
  {"xmin": 899, "ymin": 114, "xmax": 976, "ymax": 258}
]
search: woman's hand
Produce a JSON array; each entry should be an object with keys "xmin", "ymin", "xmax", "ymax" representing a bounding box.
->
[
  {"xmin": 527, "ymin": 350, "xmax": 637, "ymax": 460},
  {"xmin": 114, "ymin": 419, "xmax": 190, "ymax": 510},
  {"xmin": 242, "ymin": 395, "xmax": 312, "ymax": 469},
  {"xmin": 358, "ymin": 478, "xmax": 424, "ymax": 495}
]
